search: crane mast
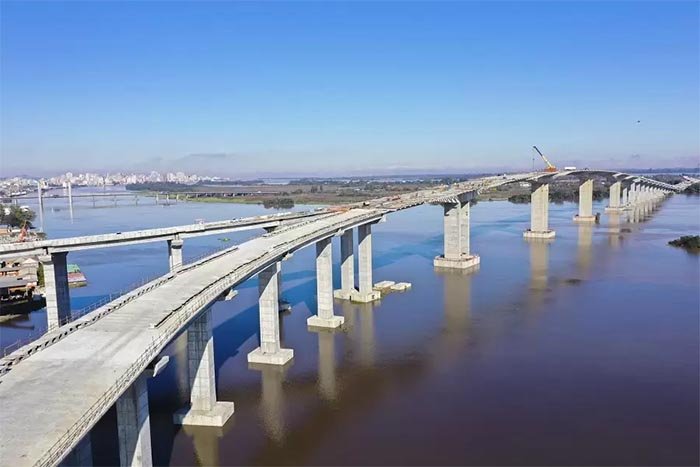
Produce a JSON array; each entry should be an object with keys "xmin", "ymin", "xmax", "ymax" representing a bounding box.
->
[{"xmin": 533, "ymin": 146, "xmax": 557, "ymax": 172}]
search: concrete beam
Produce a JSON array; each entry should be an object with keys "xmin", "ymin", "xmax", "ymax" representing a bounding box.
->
[
  {"xmin": 173, "ymin": 308, "xmax": 234, "ymax": 426},
  {"xmin": 523, "ymin": 183, "xmax": 555, "ymax": 239},
  {"xmin": 116, "ymin": 373, "xmax": 152, "ymax": 467},
  {"xmin": 248, "ymin": 262, "xmax": 294, "ymax": 365},
  {"xmin": 308, "ymin": 238, "xmax": 344, "ymax": 328},
  {"xmin": 39, "ymin": 252, "xmax": 71, "ymax": 330}
]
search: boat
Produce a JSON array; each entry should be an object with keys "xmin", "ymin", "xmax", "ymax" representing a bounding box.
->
[{"xmin": 67, "ymin": 264, "xmax": 87, "ymax": 287}]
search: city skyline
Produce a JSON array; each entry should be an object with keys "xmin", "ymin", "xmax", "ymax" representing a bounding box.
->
[{"xmin": 2, "ymin": 1, "xmax": 699, "ymax": 176}]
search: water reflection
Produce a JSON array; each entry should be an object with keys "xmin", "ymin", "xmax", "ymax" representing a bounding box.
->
[
  {"xmin": 251, "ymin": 363, "xmax": 288, "ymax": 444},
  {"xmin": 315, "ymin": 330, "xmax": 337, "ymax": 401},
  {"xmin": 608, "ymin": 212, "xmax": 622, "ymax": 249},
  {"xmin": 527, "ymin": 238, "xmax": 551, "ymax": 306},
  {"xmin": 437, "ymin": 267, "xmax": 474, "ymax": 352},
  {"xmin": 338, "ymin": 300, "xmax": 377, "ymax": 367},
  {"xmin": 182, "ymin": 424, "xmax": 223, "ymax": 467},
  {"xmin": 577, "ymin": 222, "xmax": 593, "ymax": 274}
]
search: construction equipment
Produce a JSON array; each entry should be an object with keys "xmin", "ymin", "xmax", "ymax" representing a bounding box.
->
[
  {"xmin": 533, "ymin": 146, "xmax": 557, "ymax": 172},
  {"xmin": 17, "ymin": 221, "xmax": 28, "ymax": 242}
]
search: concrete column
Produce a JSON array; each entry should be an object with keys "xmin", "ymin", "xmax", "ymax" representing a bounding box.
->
[
  {"xmin": 574, "ymin": 179, "xmax": 596, "ymax": 222},
  {"xmin": 173, "ymin": 308, "xmax": 234, "ymax": 426},
  {"xmin": 168, "ymin": 238, "xmax": 184, "ymax": 272},
  {"xmin": 39, "ymin": 252, "xmax": 71, "ymax": 330},
  {"xmin": 308, "ymin": 238, "xmax": 344, "ymax": 328},
  {"xmin": 263, "ymin": 226, "xmax": 285, "ymax": 295},
  {"xmin": 354, "ymin": 224, "xmax": 381, "ymax": 303},
  {"xmin": 621, "ymin": 187, "xmax": 629, "ymax": 207},
  {"xmin": 434, "ymin": 201, "xmax": 480, "ymax": 269},
  {"xmin": 116, "ymin": 373, "xmax": 152, "ymax": 467},
  {"xmin": 334, "ymin": 229, "xmax": 356, "ymax": 300},
  {"xmin": 443, "ymin": 203, "xmax": 461, "ymax": 260},
  {"xmin": 460, "ymin": 201, "xmax": 470, "ymax": 256},
  {"xmin": 629, "ymin": 183, "xmax": 638, "ymax": 205},
  {"xmin": 523, "ymin": 183, "xmax": 555, "ymax": 239},
  {"xmin": 67, "ymin": 181, "xmax": 73, "ymax": 207},
  {"xmin": 605, "ymin": 181, "xmax": 622, "ymax": 212},
  {"xmin": 248, "ymin": 262, "xmax": 293, "ymax": 365},
  {"xmin": 62, "ymin": 433, "xmax": 92, "ymax": 466}
]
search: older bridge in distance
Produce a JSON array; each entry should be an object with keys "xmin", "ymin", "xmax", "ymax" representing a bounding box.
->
[{"xmin": 0, "ymin": 169, "xmax": 695, "ymax": 467}]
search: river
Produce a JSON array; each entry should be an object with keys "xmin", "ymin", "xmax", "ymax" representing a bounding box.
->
[{"xmin": 2, "ymin": 188, "xmax": 698, "ymax": 466}]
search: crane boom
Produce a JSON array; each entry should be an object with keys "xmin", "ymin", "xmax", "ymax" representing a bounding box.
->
[{"xmin": 533, "ymin": 146, "xmax": 557, "ymax": 172}]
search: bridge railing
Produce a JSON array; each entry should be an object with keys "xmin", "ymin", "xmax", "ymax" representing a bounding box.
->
[
  {"xmin": 1, "ymin": 272, "xmax": 172, "ymax": 358},
  {"xmin": 1, "ymin": 243, "xmax": 240, "ymax": 361}
]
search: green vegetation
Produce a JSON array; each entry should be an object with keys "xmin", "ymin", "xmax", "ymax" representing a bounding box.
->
[
  {"xmin": 508, "ymin": 194, "xmax": 530, "ymax": 204},
  {"xmin": 0, "ymin": 204, "xmax": 36, "ymax": 228},
  {"xmin": 125, "ymin": 182, "xmax": 193, "ymax": 192},
  {"xmin": 508, "ymin": 188, "xmax": 607, "ymax": 204},
  {"xmin": 262, "ymin": 198, "xmax": 295, "ymax": 209},
  {"xmin": 683, "ymin": 184, "xmax": 699, "ymax": 195},
  {"xmin": 668, "ymin": 235, "xmax": 700, "ymax": 252}
]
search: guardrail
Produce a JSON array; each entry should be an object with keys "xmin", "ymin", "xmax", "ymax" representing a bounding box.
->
[
  {"xmin": 0, "ymin": 244, "xmax": 240, "ymax": 369},
  {"xmin": 34, "ymin": 209, "xmax": 383, "ymax": 467}
]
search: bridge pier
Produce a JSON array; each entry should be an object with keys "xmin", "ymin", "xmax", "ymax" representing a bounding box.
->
[
  {"xmin": 333, "ymin": 229, "xmax": 356, "ymax": 300},
  {"xmin": 605, "ymin": 181, "xmax": 622, "ymax": 212},
  {"xmin": 434, "ymin": 200, "xmax": 480, "ymax": 269},
  {"xmin": 39, "ymin": 252, "xmax": 71, "ymax": 330},
  {"xmin": 264, "ymin": 226, "xmax": 290, "ymax": 308},
  {"xmin": 523, "ymin": 183, "xmax": 555, "ymax": 239},
  {"xmin": 353, "ymin": 223, "xmax": 381, "ymax": 302},
  {"xmin": 174, "ymin": 308, "xmax": 234, "ymax": 426},
  {"xmin": 248, "ymin": 262, "xmax": 294, "ymax": 365},
  {"xmin": 168, "ymin": 238, "xmax": 184, "ymax": 272},
  {"xmin": 116, "ymin": 373, "xmax": 152, "ymax": 467},
  {"xmin": 62, "ymin": 433, "xmax": 92, "ymax": 466},
  {"xmin": 621, "ymin": 186, "xmax": 629, "ymax": 207},
  {"xmin": 308, "ymin": 237, "xmax": 344, "ymax": 328},
  {"xmin": 574, "ymin": 179, "xmax": 596, "ymax": 222},
  {"xmin": 628, "ymin": 183, "xmax": 639, "ymax": 207}
]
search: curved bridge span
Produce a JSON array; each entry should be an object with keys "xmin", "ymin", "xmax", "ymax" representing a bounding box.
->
[{"xmin": 0, "ymin": 170, "xmax": 694, "ymax": 467}]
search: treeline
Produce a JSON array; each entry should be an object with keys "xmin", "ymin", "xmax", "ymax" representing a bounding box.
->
[
  {"xmin": 205, "ymin": 179, "xmax": 265, "ymax": 185},
  {"xmin": 509, "ymin": 189, "xmax": 607, "ymax": 204},
  {"xmin": 683, "ymin": 184, "xmax": 699, "ymax": 195},
  {"xmin": 669, "ymin": 235, "xmax": 700, "ymax": 252},
  {"xmin": 125, "ymin": 182, "xmax": 194, "ymax": 192},
  {"xmin": 262, "ymin": 198, "xmax": 295, "ymax": 209}
]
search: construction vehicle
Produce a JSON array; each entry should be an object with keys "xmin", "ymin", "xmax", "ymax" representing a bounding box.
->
[{"xmin": 533, "ymin": 146, "xmax": 557, "ymax": 172}]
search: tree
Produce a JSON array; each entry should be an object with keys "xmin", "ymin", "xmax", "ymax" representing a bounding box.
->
[{"xmin": 0, "ymin": 204, "xmax": 36, "ymax": 228}]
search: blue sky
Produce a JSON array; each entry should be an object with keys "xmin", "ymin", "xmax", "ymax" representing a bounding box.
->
[{"xmin": 1, "ymin": 1, "xmax": 698, "ymax": 176}]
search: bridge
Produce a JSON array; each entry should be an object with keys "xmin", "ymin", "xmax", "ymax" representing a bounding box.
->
[{"xmin": 0, "ymin": 170, "xmax": 694, "ymax": 467}]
